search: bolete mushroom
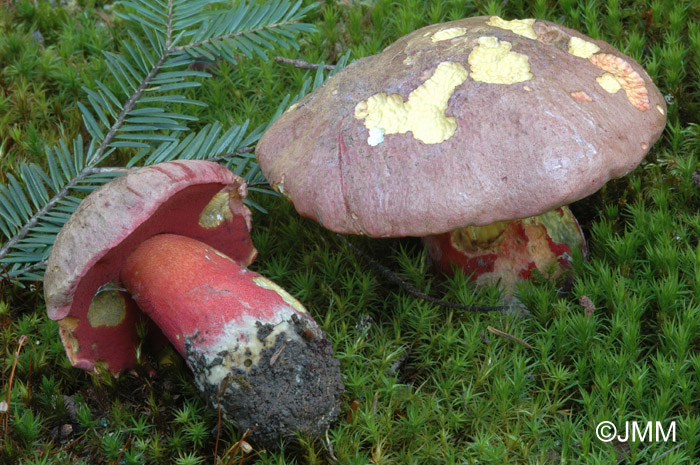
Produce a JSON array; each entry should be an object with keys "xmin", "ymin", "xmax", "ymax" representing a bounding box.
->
[
  {"xmin": 256, "ymin": 16, "xmax": 666, "ymax": 291},
  {"xmin": 44, "ymin": 160, "xmax": 343, "ymax": 448}
]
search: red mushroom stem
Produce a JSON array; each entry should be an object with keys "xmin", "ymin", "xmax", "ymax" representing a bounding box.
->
[
  {"xmin": 119, "ymin": 233, "xmax": 343, "ymax": 447},
  {"xmin": 423, "ymin": 206, "xmax": 586, "ymax": 292}
]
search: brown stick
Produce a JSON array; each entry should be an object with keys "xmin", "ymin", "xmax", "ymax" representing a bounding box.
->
[
  {"xmin": 274, "ymin": 56, "xmax": 336, "ymax": 71},
  {"xmin": 57, "ymin": 428, "xmax": 91, "ymax": 453},
  {"xmin": 113, "ymin": 435, "xmax": 132, "ymax": 465},
  {"xmin": 214, "ymin": 385, "xmax": 223, "ymax": 465},
  {"xmin": 3, "ymin": 335, "xmax": 28, "ymax": 438},
  {"xmin": 486, "ymin": 325, "xmax": 532, "ymax": 349}
]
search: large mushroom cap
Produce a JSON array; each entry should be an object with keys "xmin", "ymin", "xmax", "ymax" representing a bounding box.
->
[
  {"xmin": 44, "ymin": 160, "xmax": 257, "ymax": 373},
  {"xmin": 257, "ymin": 16, "xmax": 667, "ymax": 238}
]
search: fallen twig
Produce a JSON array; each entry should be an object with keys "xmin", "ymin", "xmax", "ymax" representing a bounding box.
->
[
  {"xmin": 486, "ymin": 325, "xmax": 532, "ymax": 349},
  {"xmin": 269, "ymin": 342, "xmax": 288, "ymax": 366},
  {"xmin": 219, "ymin": 429, "xmax": 260, "ymax": 465},
  {"xmin": 214, "ymin": 384, "xmax": 223, "ymax": 465},
  {"xmin": 57, "ymin": 428, "xmax": 91, "ymax": 453},
  {"xmin": 648, "ymin": 440, "xmax": 687, "ymax": 463},
  {"xmin": 113, "ymin": 434, "xmax": 132, "ymax": 465},
  {"xmin": 0, "ymin": 264, "xmax": 17, "ymax": 286},
  {"xmin": 325, "ymin": 429, "xmax": 338, "ymax": 463},
  {"xmin": 3, "ymin": 335, "xmax": 27, "ymax": 438},
  {"xmin": 274, "ymin": 56, "xmax": 336, "ymax": 71}
]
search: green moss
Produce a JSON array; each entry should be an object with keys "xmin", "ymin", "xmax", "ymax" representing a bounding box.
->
[
  {"xmin": 0, "ymin": 1, "xmax": 117, "ymax": 172},
  {"xmin": 1, "ymin": 0, "xmax": 700, "ymax": 463}
]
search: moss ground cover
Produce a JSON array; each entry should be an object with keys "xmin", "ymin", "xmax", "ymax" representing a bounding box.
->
[{"xmin": 1, "ymin": 0, "xmax": 699, "ymax": 463}]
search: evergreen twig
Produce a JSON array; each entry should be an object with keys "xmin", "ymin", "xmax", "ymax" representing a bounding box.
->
[
  {"xmin": 274, "ymin": 56, "xmax": 337, "ymax": 70},
  {"xmin": 0, "ymin": 0, "xmax": 326, "ymax": 282}
]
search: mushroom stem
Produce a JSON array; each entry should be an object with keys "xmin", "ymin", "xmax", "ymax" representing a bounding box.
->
[
  {"xmin": 423, "ymin": 207, "xmax": 586, "ymax": 292},
  {"xmin": 119, "ymin": 233, "xmax": 343, "ymax": 448}
]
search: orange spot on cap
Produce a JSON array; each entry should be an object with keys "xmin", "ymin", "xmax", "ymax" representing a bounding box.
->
[
  {"xmin": 589, "ymin": 53, "xmax": 650, "ymax": 111},
  {"xmin": 570, "ymin": 91, "xmax": 593, "ymax": 102}
]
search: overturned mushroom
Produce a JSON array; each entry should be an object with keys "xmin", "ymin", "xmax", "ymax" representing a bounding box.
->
[
  {"xmin": 44, "ymin": 160, "xmax": 343, "ymax": 448},
  {"xmin": 256, "ymin": 16, "xmax": 666, "ymax": 291}
]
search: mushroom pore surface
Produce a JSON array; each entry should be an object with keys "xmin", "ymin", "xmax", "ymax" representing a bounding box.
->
[{"xmin": 44, "ymin": 160, "xmax": 256, "ymax": 373}]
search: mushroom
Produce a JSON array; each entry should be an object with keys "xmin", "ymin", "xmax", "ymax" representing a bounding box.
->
[
  {"xmin": 255, "ymin": 16, "xmax": 666, "ymax": 291},
  {"xmin": 44, "ymin": 160, "xmax": 343, "ymax": 448}
]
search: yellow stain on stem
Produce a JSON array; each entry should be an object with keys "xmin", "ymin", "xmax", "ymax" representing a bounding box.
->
[
  {"xmin": 253, "ymin": 276, "xmax": 308, "ymax": 314},
  {"xmin": 354, "ymin": 61, "xmax": 469, "ymax": 145},
  {"xmin": 58, "ymin": 317, "xmax": 81, "ymax": 356}
]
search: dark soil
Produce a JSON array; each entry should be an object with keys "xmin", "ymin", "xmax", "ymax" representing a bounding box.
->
[{"xmin": 185, "ymin": 316, "xmax": 344, "ymax": 449}]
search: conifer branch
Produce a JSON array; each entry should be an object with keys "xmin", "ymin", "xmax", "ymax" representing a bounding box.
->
[
  {"xmin": 0, "ymin": 0, "xmax": 328, "ymax": 282},
  {"xmin": 172, "ymin": 20, "xmax": 302, "ymax": 54},
  {"xmin": 0, "ymin": 7, "xmax": 175, "ymax": 268}
]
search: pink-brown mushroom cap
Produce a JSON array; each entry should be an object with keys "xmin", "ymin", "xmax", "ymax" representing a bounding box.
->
[
  {"xmin": 256, "ymin": 16, "xmax": 667, "ymax": 238},
  {"xmin": 44, "ymin": 160, "xmax": 257, "ymax": 373}
]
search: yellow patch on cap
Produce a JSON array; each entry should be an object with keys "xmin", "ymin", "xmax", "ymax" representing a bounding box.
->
[
  {"xmin": 468, "ymin": 37, "xmax": 533, "ymax": 84},
  {"xmin": 354, "ymin": 61, "xmax": 469, "ymax": 145},
  {"xmin": 198, "ymin": 191, "xmax": 233, "ymax": 229},
  {"xmin": 487, "ymin": 17, "xmax": 537, "ymax": 39},
  {"xmin": 253, "ymin": 276, "xmax": 308, "ymax": 314},
  {"xmin": 567, "ymin": 36, "xmax": 600, "ymax": 58},
  {"xmin": 431, "ymin": 27, "xmax": 468, "ymax": 42},
  {"xmin": 656, "ymin": 105, "xmax": 665, "ymax": 115},
  {"xmin": 596, "ymin": 73, "xmax": 622, "ymax": 93},
  {"xmin": 87, "ymin": 287, "xmax": 127, "ymax": 328}
]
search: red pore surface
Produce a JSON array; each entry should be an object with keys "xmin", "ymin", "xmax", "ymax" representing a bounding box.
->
[
  {"xmin": 44, "ymin": 160, "xmax": 256, "ymax": 373},
  {"xmin": 423, "ymin": 207, "xmax": 585, "ymax": 290}
]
